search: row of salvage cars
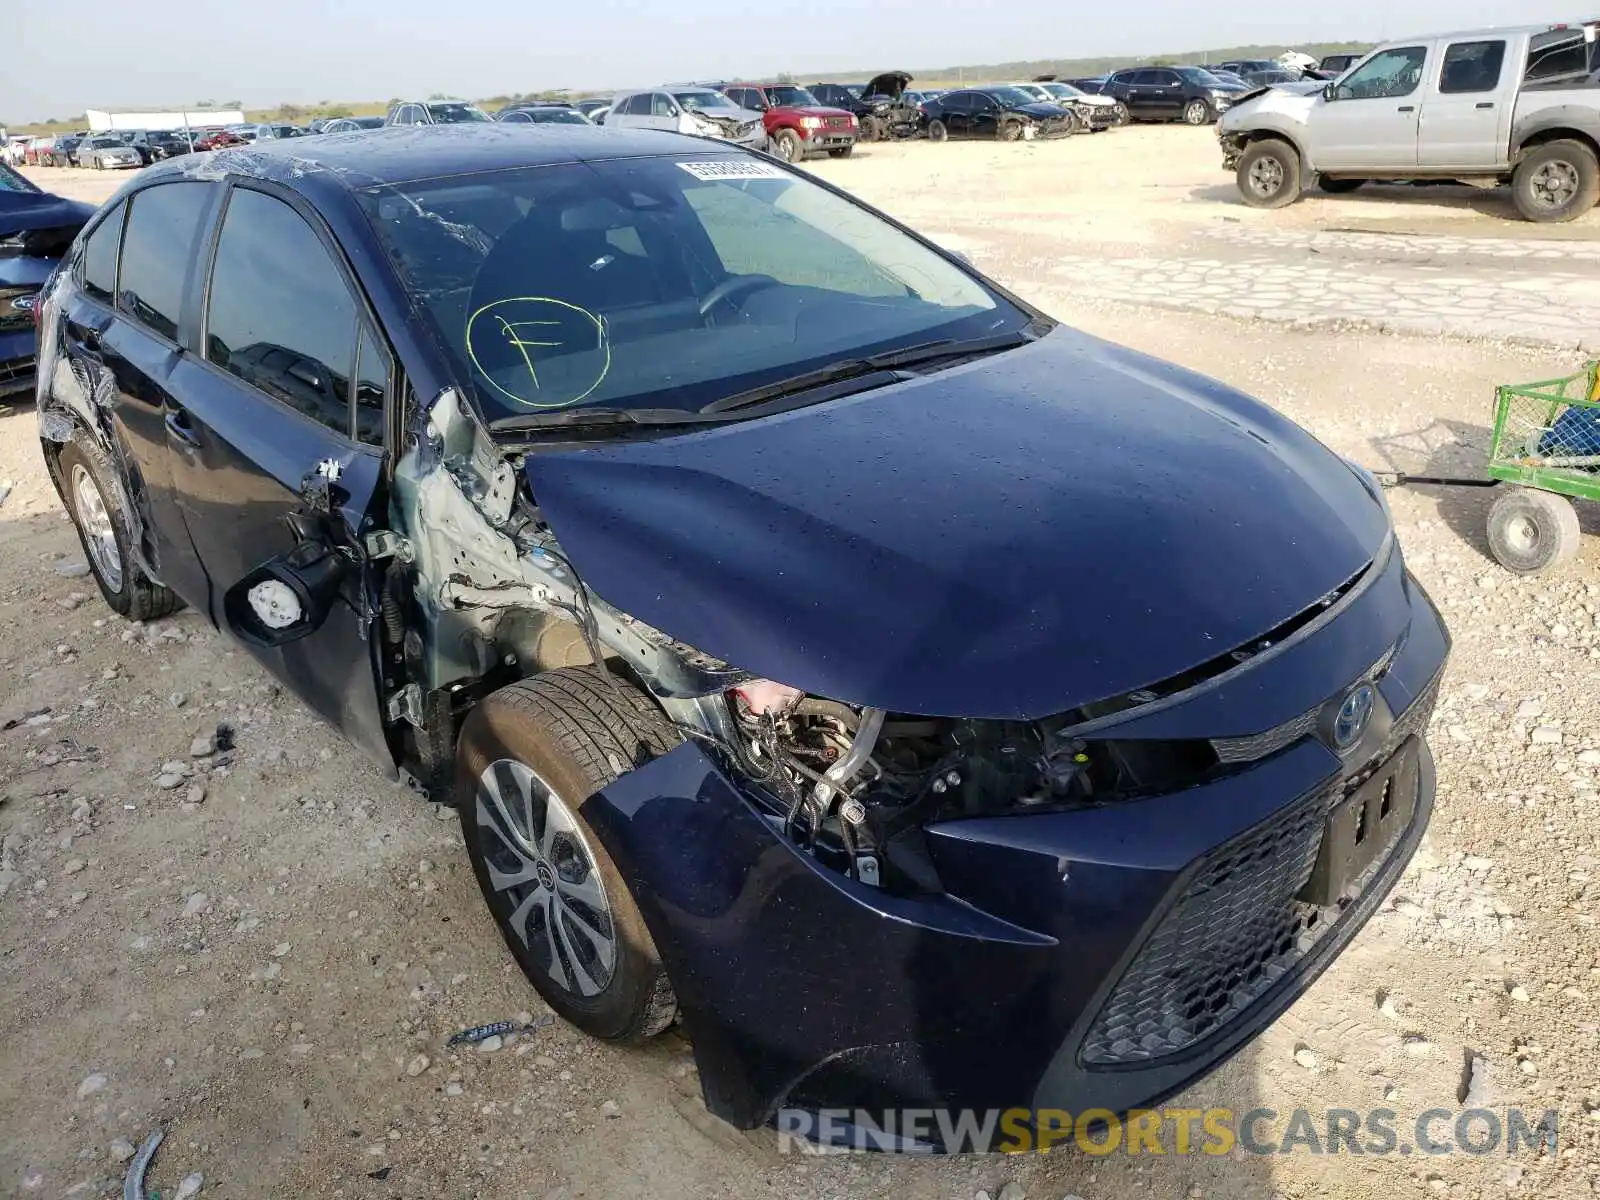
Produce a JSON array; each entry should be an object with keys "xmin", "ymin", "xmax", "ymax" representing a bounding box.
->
[{"xmin": 14, "ymin": 121, "xmax": 1445, "ymax": 1147}]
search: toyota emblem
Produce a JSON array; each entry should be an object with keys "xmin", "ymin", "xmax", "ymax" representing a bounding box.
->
[{"xmin": 1332, "ymin": 684, "xmax": 1376, "ymax": 751}]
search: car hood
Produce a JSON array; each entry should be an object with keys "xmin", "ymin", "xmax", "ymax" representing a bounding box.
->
[
  {"xmin": 522, "ymin": 328, "xmax": 1389, "ymax": 720},
  {"xmin": 1220, "ymin": 87, "xmax": 1318, "ymax": 132},
  {"xmin": 0, "ymin": 190, "xmax": 96, "ymax": 256},
  {"xmin": 864, "ymin": 71, "xmax": 913, "ymax": 100},
  {"xmin": 778, "ymin": 105, "xmax": 855, "ymax": 120}
]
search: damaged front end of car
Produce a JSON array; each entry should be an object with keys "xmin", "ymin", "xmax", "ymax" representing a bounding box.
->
[{"xmin": 386, "ymin": 324, "xmax": 1448, "ymax": 1142}]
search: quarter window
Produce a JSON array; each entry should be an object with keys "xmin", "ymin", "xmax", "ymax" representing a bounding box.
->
[
  {"xmin": 205, "ymin": 188, "xmax": 360, "ymax": 439},
  {"xmin": 118, "ymin": 181, "xmax": 214, "ymax": 340},
  {"xmin": 1524, "ymin": 28, "xmax": 1600, "ymax": 87},
  {"xmin": 1336, "ymin": 46, "xmax": 1428, "ymax": 100},
  {"xmin": 81, "ymin": 202, "xmax": 125, "ymax": 304},
  {"xmin": 1439, "ymin": 40, "xmax": 1506, "ymax": 94},
  {"xmin": 353, "ymin": 324, "xmax": 390, "ymax": 447}
]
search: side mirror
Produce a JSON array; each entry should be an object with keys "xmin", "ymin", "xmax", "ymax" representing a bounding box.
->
[
  {"xmin": 223, "ymin": 539, "xmax": 350, "ymax": 648},
  {"xmin": 1322, "ymin": 83, "xmax": 1338, "ymax": 101}
]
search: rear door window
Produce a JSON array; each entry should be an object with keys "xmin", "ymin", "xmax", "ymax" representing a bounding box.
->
[
  {"xmin": 205, "ymin": 187, "xmax": 361, "ymax": 439},
  {"xmin": 1439, "ymin": 40, "xmax": 1506, "ymax": 93},
  {"xmin": 117, "ymin": 182, "xmax": 214, "ymax": 341},
  {"xmin": 81, "ymin": 202, "xmax": 125, "ymax": 304}
]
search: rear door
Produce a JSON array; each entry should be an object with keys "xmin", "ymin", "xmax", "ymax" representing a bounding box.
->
[
  {"xmin": 1307, "ymin": 43, "xmax": 1431, "ymax": 169},
  {"xmin": 163, "ymin": 181, "xmax": 395, "ymax": 766},
  {"xmin": 1417, "ymin": 37, "xmax": 1512, "ymax": 167},
  {"xmin": 55, "ymin": 181, "xmax": 219, "ymax": 607}
]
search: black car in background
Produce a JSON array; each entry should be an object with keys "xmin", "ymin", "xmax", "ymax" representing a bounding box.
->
[
  {"xmin": 1099, "ymin": 67, "xmax": 1249, "ymax": 125},
  {"xmin": 1319, "ymin": 52, "xmax": 1364, "ymax": 74},
  {"xmin": 320, "ymin": 116, "xmax": 386, "ymax": 134},
  {"xmin": 921, "ymin": 87, "xmax": 1074, "ymax": 141},
  {"xmin": 125, "ymin": 129, "xmax": 195, "ymax": 162},
  {"xmin": 0, "ymin": 162, "xmax": 93, "ymax": 401},
  {"xmin": 808, "ymin": 73, "xmax": 916, "ymax": 140},
  {"xmin": 52, "ymin": 135, "xmax": 87, "ymax": 167},
  {"xmin": 494, "ymin": 102, "xmax": 594, "ymax": 125}
]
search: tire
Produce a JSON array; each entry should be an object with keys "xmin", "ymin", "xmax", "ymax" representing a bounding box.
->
[
  {"xmin": 997, "ymin": 119, "xmax": 1022, "ymax": 142},
  {"xmin": 1486, "ymin": 488, "xmax": 1582, "ymax": 575},
  {"xmin": 456, "ymin": 666, "xmax": 681, "ymax": 1042},
  {"xmin": 858, "ymin": 115, "xmax": 882, "ymax": 142},
  {"xmin": 772, "ymin": 128, "xmax": 803, "ymax": 163},
  {"xmin": 1061, "ymin": 110, "xmax": 1082, "ymax": 136},
  {"xmin": 1511, "ymin": 139, "xmax": 1600, "ymax": 224},
  {"xmin": 1319, "ymin": 176, "xmax": 1365, "ymax": 193},
  {"xmin": 927, "ymin": 119, "xmax": 948, "ymax": 143},
  {"xmin": 828, "ymin": 144, "xmax": 854, "ymax": 158},
  {"xmin": 1113, "ymin": 103, "xmax": 1130, "ymax": 127},
  {"xmin": 1182, "ymin": 99, "xmax": 1213, "ymax": 126},
  {"xmin": 57, "ymin": 431, "xmax": 183, "ymax": 621},
  {"xmin": 1236, "ymin": 138, "xmax": 1302, "ymax": 209}
]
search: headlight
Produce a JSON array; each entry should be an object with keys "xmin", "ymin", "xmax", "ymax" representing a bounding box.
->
[{"xmin": 800, "ymin": 116, "xmax": 823, "ymax": 130}]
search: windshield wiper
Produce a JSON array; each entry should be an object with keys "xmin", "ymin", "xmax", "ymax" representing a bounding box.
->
[
  {"xmin": 489, "ymin": 406, "xmax": 722, "ymax": 434},
  {"xmin": 699, "ymin": 328, "xmax": 1037, "ymax": 416}
]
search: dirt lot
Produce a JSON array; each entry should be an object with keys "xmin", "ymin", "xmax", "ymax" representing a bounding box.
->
[{"xmin": 4, "ymin": 134, "xmax": 1600, "ymax": 1200}]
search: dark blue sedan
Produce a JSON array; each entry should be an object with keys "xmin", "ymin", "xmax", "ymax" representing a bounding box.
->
[
  {"xmin": 34, "ymin": 125, "xmax": 1447, "ymax": 1146},
  {"xmin": 1, "ymin": 163, "xmax": 94, "ymax": 402}
]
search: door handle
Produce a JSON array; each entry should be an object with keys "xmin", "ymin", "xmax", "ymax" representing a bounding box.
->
[
  {"xmin": 1397, "ymin": 105, "xmax": 1415, "ymax": 112},
  {"xmin": 164, "ymin": 409, "xmax": 201, "ymax": 449},
  {"xmin": 1476, "ymin": 102, "xmax": 1494, "ymax": 110}
]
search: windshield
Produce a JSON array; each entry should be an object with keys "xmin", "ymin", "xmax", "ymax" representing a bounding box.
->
[
  {"xmin": 427, "ymin": 102, "xmax": 490, "ymax": 123},
  {"xmin": 986, "ymin": 86, "xmax": 1040, "ymax": 106},
  {"xmin": 361, "ymin": 155, "xmax": 1022, "ymax": 423},
  {"xmin": 1175, "ymin": 67, "xmax": 1227, "ymax": 86},
  {"xmin": 673, "ymin": 91, "xmax": 739, "ymax": 113},
  {"xmin": 0, "ymin": 163, "xmax": 41, "ymax": 194},
  {"xmin": 766, "ymin": 85, "xmax": 820, "ymax": 107},
  {"xmin": 1041, "ymin": 83, "xmax": 1084, "ymax": 99},
  {"xmin": 530, "ymin": 109, "xmax": 591, "ymax": 124}
]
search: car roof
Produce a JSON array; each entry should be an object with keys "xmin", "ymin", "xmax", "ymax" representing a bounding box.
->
[
  {"xmin": 135, "ymin": 124, "xmax": 732, "ymax": 190},
  {"xmin": 1387, "ymin": 22, "xmax": 1589, "ymax": 42}
]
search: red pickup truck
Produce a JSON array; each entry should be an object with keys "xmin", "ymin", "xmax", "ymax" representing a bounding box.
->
[{"xmin": 720, "ymin": 83, "xmax": 858, "ymax": 161}]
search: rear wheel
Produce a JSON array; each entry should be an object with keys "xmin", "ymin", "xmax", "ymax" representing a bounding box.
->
[
  {"xmin": 1487, "ymin": 488, "xmax": 1581, "ymax": 574},
  {"xmin": 1511, "ymin": 140, "xmax": 1600, "ymax": 223},
  {"xmin": 772, "ymin": 129, "xmax": 803, "ymax": 163},
  {"xmin": 1236, "ymin": 138, "xmax": 1302, "ymax": 209},
  {"xmin": 457, "ymin": 667, "xmax": 681, "ymax": 1041},
  {"xmin": 1182, "ymin": 99, "xmax": 1212, "ymax": 126},
  {"xmin": 57, "ymin": 431, "xmax": 183, "ymax": 621},
  {"xmin": 927, "ymin": 119, "xmax": 948, "ymax": 143}
]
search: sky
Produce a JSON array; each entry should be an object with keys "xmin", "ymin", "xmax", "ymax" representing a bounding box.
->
[{"xmin": 2, "ymin": 0, "xmax": 1547, "ymax": 123}]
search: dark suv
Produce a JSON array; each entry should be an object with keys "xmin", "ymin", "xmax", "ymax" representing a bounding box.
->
[
  {"xmin": 35, "ymin": 126, "xmax": 1445, "ymax": 1146},
  {"xmin": 1100, "ymin": 66, "xmax": 1250, "ymax": 124}
]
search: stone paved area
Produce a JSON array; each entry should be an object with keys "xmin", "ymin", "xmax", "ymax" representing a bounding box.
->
[{"xmin": 1053, "ymin": 225, "xmax": 1600, "ymax": 352}]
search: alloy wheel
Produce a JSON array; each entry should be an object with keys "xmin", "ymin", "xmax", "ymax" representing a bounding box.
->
[
  {"xmin": 475, "ymin": 759, "xmax": 616, "ymax": 998},
  {"xmin": 1247, "ymin": 155, "xmax": 1285, "ymax": 198},
  {"xmin": 1184, "ymin": 101, "xmax": 1209, "ymax": 126},
  {"xmin": 70, "ymin": 463, "xmax": 123, "ymax": 591},
  {"xmin": 1529, "ymin": 159, "xmax": 1579, "ymax": 210}
]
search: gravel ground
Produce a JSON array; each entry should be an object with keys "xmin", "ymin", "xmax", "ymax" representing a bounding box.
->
[{"xmin": 3, "ymin": 137, "xmax": 1599, "ymax": 1199}]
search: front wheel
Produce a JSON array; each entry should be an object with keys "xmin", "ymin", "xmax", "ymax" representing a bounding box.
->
[
  {"xmin": 1182, "ymin": 99, "xmax": 1213, "ymax": 126},
  {"xmin": 1113, "ymin": 103, "xmax": 1130, "ymax": 126},
  {"xmin": 1236, "ymin": 138, "xmax": 1302, "ymax": 209},
  {"xmin": 457, "ymin": 667, "xmax": 681, "ymax": 1042},
  {"xmin": 771, "ymin": 129, "xmax": 802, "ymax": 163},
  {"xmin": 927, "ymin": 119, "xmax": 948, "ymax": 143},
  {"xmin": 1487, "ymin": 488, "xmax": 1581, "ymax": 574},
  {"xmin": 997, "ymin": 119, "xmax": 1022, "ymax": 142},
  {"xmin": 858, "ymin": 115, "xmax": 883, "ymax": 142},
  {"xmin": 1511, "ymin": 140, "xmax": 1600, "ymax": 223}
]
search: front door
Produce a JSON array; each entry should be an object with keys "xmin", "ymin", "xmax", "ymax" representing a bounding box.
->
[
  {"xmin": 55, "ymin": 180, "xmax": 220, "ymax": 608},
  {"xmin": 164, "ymin": 181, "xmax": 396, "ymax": 768},
  {"xmin": 1417, "ymin": 38, "xmax": 1512, "ymax": 168},
  {"xmin": 1146, "ymin": 71, "xmax": 1184, "ymax": 120},
  {"xmin": 1308, "ymin": 44, "xmax": 1430, "ymax": 170}
]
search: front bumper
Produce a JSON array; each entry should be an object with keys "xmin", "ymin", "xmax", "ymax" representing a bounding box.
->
[
  {"xmin": 582, "ymin": 555, "xmax": 1448, "ymax": 1141},
  {"xmin": 800, "ymin": 127, "xmax": 857, "ymax": 152}
]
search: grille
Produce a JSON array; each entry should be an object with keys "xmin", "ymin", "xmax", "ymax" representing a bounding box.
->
[
  {"xmin": 0, "ymin": 356, "xmax": 36, "ymax": 384},
  {"xmin": 825, "ymin": 116, "xmax": 852, "ymax": 129},
  {"xmin": 1081, "ymin": 672, "xmax": 1440, "ymax": 1066},
  {"xmin": 1211, "ymin": 641, "xmax": 1399, "ymax": 766}
]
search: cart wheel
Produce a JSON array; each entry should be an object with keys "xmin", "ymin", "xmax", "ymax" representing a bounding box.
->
[{"xmin": 1487, "ymin": 488, "xmax": 1581, "ymax": 575}]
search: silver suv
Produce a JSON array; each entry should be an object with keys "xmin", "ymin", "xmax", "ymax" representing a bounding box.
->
[
  {"xmin": 1219, "ymin": 21, "xmax": 1600, "ymax": 222},
  {"xmin": 606, "ymin": 88, "xmax": 768, "ymax": 152}
]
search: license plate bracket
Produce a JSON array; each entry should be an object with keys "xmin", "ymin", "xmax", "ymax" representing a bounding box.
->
[{"xmin": 1299, "ymin": 741, "xmax": 1419, "ymax": 907}]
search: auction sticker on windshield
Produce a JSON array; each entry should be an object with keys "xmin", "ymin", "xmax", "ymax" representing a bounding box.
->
[{"xmin": 677, "ymin": 160, "xmax": 791, "ymax": 181}]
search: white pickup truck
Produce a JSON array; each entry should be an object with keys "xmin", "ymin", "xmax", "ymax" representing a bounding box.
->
[{"xmin": 1218, "ymin": 21, "xmax": 1600, "ymax": 222}]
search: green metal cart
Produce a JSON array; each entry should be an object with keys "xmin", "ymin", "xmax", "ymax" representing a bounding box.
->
[{"xmin": 1379, "ymin": 361, "xmax": 1600, "ymax": 576}]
